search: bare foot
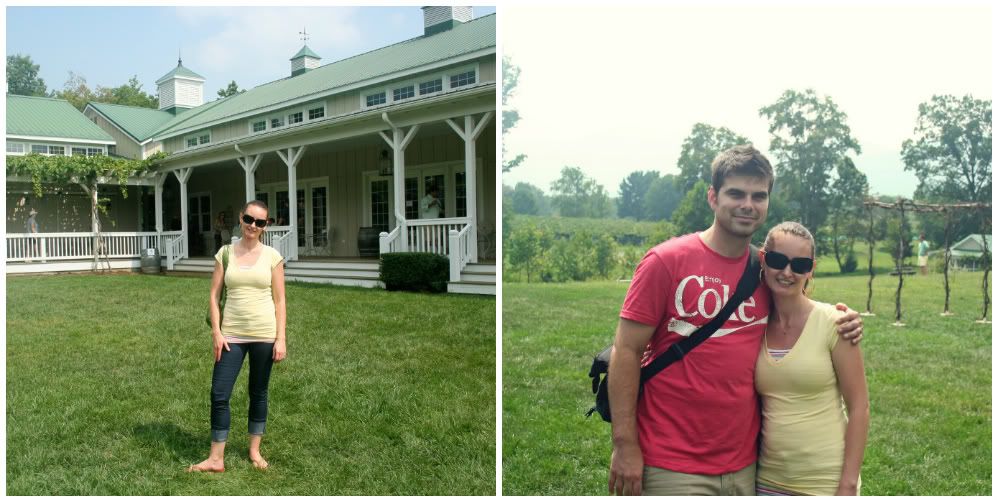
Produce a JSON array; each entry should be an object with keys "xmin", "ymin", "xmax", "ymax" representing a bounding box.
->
[
  {"xmin": 187, "ymin": 458, "xmax": 225, "ymax": 473},
  {"xmin": 249, "ymin": 452, "xmax": 269, "ymax": 470}
]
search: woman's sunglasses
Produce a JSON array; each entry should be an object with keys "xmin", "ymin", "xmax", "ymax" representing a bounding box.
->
[
  {"xmin": 242, "ymin": 214, "xmax": 269, "ymax": 228},
  {"xmin": 762, "ymin": 250, "xmax": 814, "ymax": 274}
]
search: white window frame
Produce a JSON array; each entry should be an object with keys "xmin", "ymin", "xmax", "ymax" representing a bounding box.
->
[
  {"xmin": 361, "ymin": 62, "xmax": 481, "ymax": 111},
  {"xmin": 307, "ymin": 105, "xmax": 325, "ymax": 120},
  {"xmin": 31, "ymin": 144, "xmax": 48, "ymax": 154},
  {"xmin": 72, "ymin": 146, "xmax": 87, "ymax": 156},
  {"xmin": 184, "ymin": 131, "xmax": 212, "ymax": 150},
  {"xmin": 287, "ymin": 110, "xmax": 304, "ymax": 125},
  {"xmin": 364, "ymin": 91, "xmax": 387, "ymax": 108},
  {"xmin": 270, "ymin": 115, "xmax": 285, "ymax": 130},
  {"xmin": 250, "ymin": 119, "xmax": 267, "ymax": 134},
  {"xmin": 87, "ymin": 147, "xmax": 104, "ymax": 156},
  {"xmin": 360, "ymin": 159, "xmax": 482, "ymax": 226},
  {"xmin": 48, "ymin": 145, "xmax": 66, "ymax": 156},
  {"xmin": 6, "ymin": 142, "xmax": 25, "ymax": 155}
]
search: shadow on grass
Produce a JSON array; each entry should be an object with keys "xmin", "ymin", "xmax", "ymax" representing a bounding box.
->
[{"xmin": 132, "ymin": 422, "xmax": 204, "ymax": 463}]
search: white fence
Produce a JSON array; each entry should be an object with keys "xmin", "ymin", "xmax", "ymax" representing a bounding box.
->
[{"xmin": 6, "ymin": 232, "xmax": 181, "ymax": 263}]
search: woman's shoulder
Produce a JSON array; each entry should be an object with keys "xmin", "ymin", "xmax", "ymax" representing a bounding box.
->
[{"xmin": 810, "ymin": 300, "xmax": 846, "ymax": 324}]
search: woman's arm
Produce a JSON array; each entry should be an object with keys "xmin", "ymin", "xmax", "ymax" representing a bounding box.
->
[
  {"xmin": 831, "ymin": 333, "xmax": 870, "ymax": 495},
  {"xmin": 209, "ymin": 260, "xmax": 229, "ymax": 362},
  {"xmin": 271, "ymin": 259, "xmax": 287, "ymax": 362}
]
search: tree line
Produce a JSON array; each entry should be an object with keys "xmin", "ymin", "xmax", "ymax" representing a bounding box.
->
[
  {"xmin": 7, "ymin": 54, "xmax": 245, "ymax": 111},
  {"xmin": 504, "ymin": 86, "xmax": 991, "ymax": 282}
]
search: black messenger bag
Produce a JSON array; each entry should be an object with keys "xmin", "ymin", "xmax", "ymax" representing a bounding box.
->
[{"xmin": 586, "ymin": 246, "xmax": 760, "ymax": 422}]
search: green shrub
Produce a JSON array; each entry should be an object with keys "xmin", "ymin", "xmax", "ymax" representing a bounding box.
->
[{"xmin": 380, "ymin": 253, "xmax": 449, "ymax": 292}]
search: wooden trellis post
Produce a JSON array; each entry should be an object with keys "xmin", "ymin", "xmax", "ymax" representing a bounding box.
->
[
  {"xmin": 861, "ymin": 203, "xmax": 877, "ymax": 316},
  {"xmin": 864, "ymin": 198, "xmax": 991, "ymax": 326},
  {"xmin": 977, "ymin": 213, "xmax": 992, "ymax": 324}
]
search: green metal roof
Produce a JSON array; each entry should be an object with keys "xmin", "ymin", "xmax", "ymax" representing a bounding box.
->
[
  {"xmin": 153, "ymin": 13, "xmax": 495, "ymax": 140},
  {"xmin": 87, "ymin": 102, "xmax": 176, "ymax": 142},
  {"xmin": 6, "ymin": 94, "xmax": 114, "ymax": 142},
  {"xmin": 155, "ymin": 61, "xmax": 205, "ymax": 84},
  {"xmin": 290, "ymin": 45, "xmax": 321, "ymax": 60}
]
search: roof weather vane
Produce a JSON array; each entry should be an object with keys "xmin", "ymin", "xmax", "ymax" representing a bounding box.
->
[{"xmin": 299, "ymin": 28, "xmax": 310, "ymax": 44}]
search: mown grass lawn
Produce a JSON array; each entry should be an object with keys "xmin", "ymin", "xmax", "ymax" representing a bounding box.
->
[
  {"xmin": 7, "ymin": 273, "xmax": 495, "ymax": 495},
  {"xmin": 502, "ymin": 269, "xmax": 991, "ymax": 495}
]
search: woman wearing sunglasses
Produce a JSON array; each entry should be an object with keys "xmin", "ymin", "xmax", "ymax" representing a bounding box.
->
[
  {"xmin": 189, "ymin": 200, "xmax": 287, "ymax": 472},
  {"xmin": 754, "ymin": 222, "xmax": 869, "ymax": 496}
]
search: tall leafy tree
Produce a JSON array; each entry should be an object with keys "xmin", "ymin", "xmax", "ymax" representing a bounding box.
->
[
  {"xmin": 52, "ymin": 72, "xmax": 158, "ymax": 110},
  {"xmin": 759, "ymin": 89, "xmax": 861, "ymax": 232},
  {"xmin": 670, "ymin": 180, "xmax": 714, "ymax": 235},
  {"xmin": 617, "ymin": 170, "xmax": 659, "ymax": 219},
  {"xmin": 217, "ymin": 80, "xmax": 244, "ymax": 98},
  {"xmin": 824, "ymin": 157, "xmax": 870, "ymax": 271},
  {"xmin": 643, "ymin": 174, "xmax": 684, "ymax": 221},
  {"xmin": 502, "ymin": 56, "xmax": 526, "ymax": 173},
  {"xmin": 6, "ymin": 54, "xmax": 47, "ymax": 96},
  {"xmin": 52, "ymin": 72, "xmax": 97, "ymax": 111},
  {"xmin": 550, "ymin": 166, "xmax": 612, "ymax": 218},
  {"xmin": 901, "ymin": 94, "xmax": 991, "ymax": 239},
  {"xmin": 676, "ymin": 123, "xmax": 750, "ymax": 192},
  {"xmin": 509, "ymin": 181, "xmax": 549, "ymax": 215},
  {"xmin": 97, "ymin": 76, "xmax": 158, "ymax": 109}
]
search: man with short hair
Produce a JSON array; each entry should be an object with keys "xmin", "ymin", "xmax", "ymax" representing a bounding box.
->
[
  {"xmin": 420, "ymin": 185, "xmax": 442, "ymax": 219},
  {"xmin": 607, "ymin": 145, "xmax": 863, "ymax": 495}
]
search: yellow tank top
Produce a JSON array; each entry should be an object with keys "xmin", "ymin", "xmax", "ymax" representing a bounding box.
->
[
  {"xmin": 755, "ymin": 301, "xmax": 860, "ymax": 495},
  {"xmin": 215, "ymin": 244, "xmax": 284, "ymax": 340}
]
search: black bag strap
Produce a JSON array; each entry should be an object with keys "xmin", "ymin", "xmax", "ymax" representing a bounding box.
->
[{"xmin": 638, "ymin": 245, "xmax": 760, "ymax": 385}]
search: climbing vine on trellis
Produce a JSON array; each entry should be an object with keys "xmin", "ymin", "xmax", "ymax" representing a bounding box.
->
[{"xmin": 6, "ymin": 152, "xmax": 168, "ymax": 270}]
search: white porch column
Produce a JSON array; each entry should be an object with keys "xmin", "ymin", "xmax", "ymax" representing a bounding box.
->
[
  {"xmin": 174, "ymin": 168, "xmax": 193, "ymax": 258},
  {"xmin": 236, "ymin": 154, "xmax": 263, "ymax": 203},
  {"xmin": 446, "ymin": 111, "xmax": 493, "ymax": 263},
  {"xmin": 379, "ymin": 114, "xmax": 420, "ymax": 252},
  {"xmin": 154, "ymin": 173, "xmax": 166, "ymax": 233},
  {"xmin": 276, "ymin": 146, "xmax": 307, "ymax": 262}
]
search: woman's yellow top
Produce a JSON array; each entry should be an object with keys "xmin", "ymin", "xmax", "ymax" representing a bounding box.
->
[
  {"xmin": 755, "ymin": 301, "xmax": 859, "ymax": 495},
  {"xmin": 215, "ymin": 244, "xmax": 283, "ymax": 340}
]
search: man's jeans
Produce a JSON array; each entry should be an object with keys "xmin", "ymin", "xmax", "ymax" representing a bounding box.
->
[{"xmin": 210, "ymin": 342, "xmax": 275, "ymax": 442}]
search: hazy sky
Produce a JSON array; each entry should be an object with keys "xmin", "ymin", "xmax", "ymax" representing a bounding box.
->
[
  {"xmin": 502, "ymin": 5, "xmax": 992, "ymax": 198},
  {"xmin": 6, "ymin": 5, "xmax": 495, "ymax": 99}
]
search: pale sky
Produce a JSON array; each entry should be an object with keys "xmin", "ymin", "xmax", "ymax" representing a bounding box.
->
[
  {"xmin": 7, "ymin": 6, "xmax": 495, "ymax": 98},
  {"xmin": 501, "ymin": 5, "xmax": 992, "ymax": 198}
]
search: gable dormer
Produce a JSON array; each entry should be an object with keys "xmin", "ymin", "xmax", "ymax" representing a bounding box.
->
[{"xmin": 156, "ymin": 57, "xmax": 205, "ymax": 115}]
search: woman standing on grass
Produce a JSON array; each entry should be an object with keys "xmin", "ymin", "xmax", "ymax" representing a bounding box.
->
[
  {"xmin": 188, "ymin": 200, "xmax": 287, "ymax": 472},
  {"xmin": 755, "ymin": 222, "xmax": 870, "ymax": 495}
]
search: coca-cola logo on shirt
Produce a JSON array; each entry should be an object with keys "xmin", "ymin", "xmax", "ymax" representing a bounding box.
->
[{"xmin": 667, "ymin": 274, "xmax": 767, "ymax": 338}]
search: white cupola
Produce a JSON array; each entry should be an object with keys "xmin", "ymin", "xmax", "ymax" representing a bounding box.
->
[
  {"xmin": 155, "ymin": 56, "xmax": 205, "ymax": 115},
  {"xmin": 422, "ymin": 6, "xmax": 473, "ymax": 36},
  {"xmin": 290, "ymin": 45, "xmax": 322, "ymax": 77}
]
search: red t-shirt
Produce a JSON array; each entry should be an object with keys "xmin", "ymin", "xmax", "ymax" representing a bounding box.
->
[{"xmin": 620, "ymin": 232, "xmax": 770, "ymax": 475}]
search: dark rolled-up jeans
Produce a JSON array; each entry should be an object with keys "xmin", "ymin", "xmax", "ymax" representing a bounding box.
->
[{"xmin": 210, "ymin": 341, "xmax": 275, "ymax": 443}]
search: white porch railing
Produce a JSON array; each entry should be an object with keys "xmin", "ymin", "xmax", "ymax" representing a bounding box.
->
[
  {"xmin": 406, "ymin": 217, "xmax": 470, "ymax": 255},
  {"xmin": 379, "ymin": 226, "xmax": 402, "ymax": 254},
  {"xmin": 6, "ymin": 232, "xmax": 182, "ymax": 263},
  {"xmin": 263, "ymin": 226, "xmax": 294, "ymax": 261},
  {"xmin": 164, "ymin": 232, "xmax": 186, "ymax": 270},
  {"xmin": 449, "ymin": 224, "xmax": 473, "ymax": 282}
]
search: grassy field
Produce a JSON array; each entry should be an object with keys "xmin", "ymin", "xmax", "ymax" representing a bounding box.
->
[
  {"xmin": 502, "ymin": 269, "xmax": 991, "ymax": 495},
  {"xmin": 7, "ymin": 273, "xmax": 496, "ymax": 495}
]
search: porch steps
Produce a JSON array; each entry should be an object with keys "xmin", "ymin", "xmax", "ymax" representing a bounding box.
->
[
  {"xmin": 448, "ymin": 263, "xmax": 496, "ymax": 295},
  {"xmin": 167, "ymin": 257, "xmax": 384, "ymax": 288}
]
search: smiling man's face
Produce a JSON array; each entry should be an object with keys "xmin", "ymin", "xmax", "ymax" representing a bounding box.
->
[{"xmin": 707, "ymin": 175, "xmax": 770, "ymax": 239}]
